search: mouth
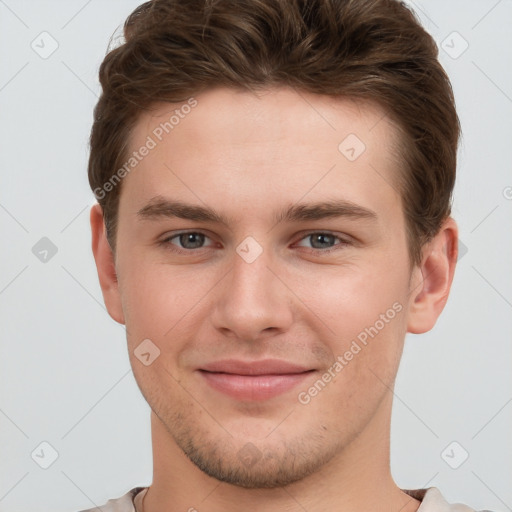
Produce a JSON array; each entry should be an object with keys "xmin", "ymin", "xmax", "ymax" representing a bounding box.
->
[{"xmin": 197, "ymin": 359, "xmax": 316, "ymax": 401}]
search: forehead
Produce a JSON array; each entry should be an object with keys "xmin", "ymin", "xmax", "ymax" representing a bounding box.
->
[
  {"xmin": 121, "ymin": 87, "xmax": 403, "ymax": 224},
  {"xmin": 134, "ymin": 87, "xmax": 396, "ymax": 150}
]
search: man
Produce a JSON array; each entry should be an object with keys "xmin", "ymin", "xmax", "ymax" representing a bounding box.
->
[{"xmin": 83, "ymin": 0, "xmax": 490, "ymax": 510}]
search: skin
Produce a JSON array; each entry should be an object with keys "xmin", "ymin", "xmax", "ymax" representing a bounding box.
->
[{"xmin": 91, "ymin": 87, "xmax": 458, "ymax": 512}]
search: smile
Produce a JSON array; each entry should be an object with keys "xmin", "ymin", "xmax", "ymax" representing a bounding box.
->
[{"xmin": 198, "ymin": 370, "xmax": 315, "ymax": 401}]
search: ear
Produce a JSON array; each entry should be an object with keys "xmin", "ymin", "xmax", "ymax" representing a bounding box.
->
[
  {"xmin": 90, "ymin": 204, "xmax": 125, "ymax": 324},
  {"xmin": 407, "ymin": 217, "xmax": 458, "ymax": 334}
]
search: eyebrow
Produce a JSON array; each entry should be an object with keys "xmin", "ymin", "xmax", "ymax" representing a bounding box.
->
[{"xmin": 136, "ymin": 196, "xmax": 377, "ymax": 226}]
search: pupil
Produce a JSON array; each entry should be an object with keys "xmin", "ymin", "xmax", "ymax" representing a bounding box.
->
[
  {"xmin": 312, "ymin": 234, "xmax": 333, "ymax": 249},
  {"xmin": 181, "ymin": 233, "xmax": 204, "ymax": 249}
]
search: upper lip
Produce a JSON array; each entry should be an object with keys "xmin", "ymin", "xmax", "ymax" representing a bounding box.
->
[{"xmin": 199, "ymin": 359, "xmax": 313, "ymax": 376}]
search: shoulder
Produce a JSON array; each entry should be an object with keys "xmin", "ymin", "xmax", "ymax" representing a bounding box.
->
[
  {"xmin": 76, "ymin": 487, "xmax": 147, "ymax": 512},
  {"xmin": 403, "ymin": 487, "xmax": 496, "ymax": 512}
]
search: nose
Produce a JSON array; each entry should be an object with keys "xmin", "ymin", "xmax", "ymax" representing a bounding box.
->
[{"xmin": 210, "ymin": 243, "xmax": 294, "ymax": 342}]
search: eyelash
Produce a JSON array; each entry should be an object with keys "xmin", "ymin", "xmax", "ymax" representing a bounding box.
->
[{"xmin": 158, "ymin": 231, "xmax": 351, "ymax": 255}]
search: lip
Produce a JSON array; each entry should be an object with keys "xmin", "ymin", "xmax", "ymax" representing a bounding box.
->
[
  {"xmin": 198, "ymin": 359, "xmax": 315, "ymax": 401},
  {"xmin": 200, "ymin": 359, "xmax": 312, "ymax": 375}
]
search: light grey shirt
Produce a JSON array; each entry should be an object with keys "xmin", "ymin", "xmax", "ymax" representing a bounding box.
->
[{"xmin": 78, "ymin": 486, "xmax": 492, "ymax": 512}]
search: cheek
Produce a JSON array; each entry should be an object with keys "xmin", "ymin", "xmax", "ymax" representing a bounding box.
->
[
  {"xmin": 119, "ymin": 263, "xmax": 201, "ymax": 404},
  {"xmin": 292, "ymin": 254, "xmax": 410, "ymax": 398},
  {"xmin": 117, "ymin": 257, "xmax": 196, "ymax": 349},
  {"xmin": 295, "ymin": 278, "xmax": 407, "ymax": 430},
  {"xmin": 295, "ymin": 257, "xmax": 409, "ymax": 339}
]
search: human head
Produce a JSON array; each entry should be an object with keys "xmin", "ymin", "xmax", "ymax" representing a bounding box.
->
[
  {"xmin": 89, "ymin": 0, "xmax": 459, "ymax": 492},
  {"xmin": 88, "ymin": 0, "xmax": 460, "ymax": 266}
]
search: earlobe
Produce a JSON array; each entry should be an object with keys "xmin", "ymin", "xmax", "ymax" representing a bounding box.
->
[
  {"xmin": 90, "ymin": 204, "xmax": 125, "ymax": 325},
  {"xmin": 406, "ymin": 217, "xmax": 458, "ymax": 334}
]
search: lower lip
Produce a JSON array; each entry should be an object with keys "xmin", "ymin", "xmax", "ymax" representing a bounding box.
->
[{"xmin": 198, "ymin": 370, "xmax": 314, "ymax": 401}]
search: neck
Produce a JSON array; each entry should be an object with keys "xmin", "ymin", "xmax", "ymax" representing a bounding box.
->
[{"xmin": 143, "ymin": 393, "xmax": 420, "ymax": 512}]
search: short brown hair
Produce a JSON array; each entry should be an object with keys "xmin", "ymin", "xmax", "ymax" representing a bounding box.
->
[{"xmin": 88, "ymin": 0, "xmax": 460, "ymax": 265}]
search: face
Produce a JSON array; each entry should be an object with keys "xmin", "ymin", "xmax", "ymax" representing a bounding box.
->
[{"xmin": 99, "ymin": 87, "xmax": 432, "ymax": 488}]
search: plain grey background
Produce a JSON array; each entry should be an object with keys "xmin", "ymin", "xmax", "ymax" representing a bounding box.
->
[{"xmin": 1, "ymin": 1, "xmax": 511, "ymax": 511}]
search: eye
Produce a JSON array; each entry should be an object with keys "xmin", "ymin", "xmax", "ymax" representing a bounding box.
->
[
  {"xmin": 295, "ymin": 232, "xmax": 350, "ymax": 252},
  {"xmin": 159, "ymin": 230, "xmax": 351, "ymax": 255},
  {"xmin": 160, "ymin": 231, "xmax": 215, "ymax": 252}
]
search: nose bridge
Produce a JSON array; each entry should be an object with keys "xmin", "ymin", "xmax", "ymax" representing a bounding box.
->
[
  {"xmin": 231, "ymin": 246, "xmax": 274, "ymax": 302},
  {"xmin": 211, "ymin": 240, "xmax": 293, "ymax": 339}
]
